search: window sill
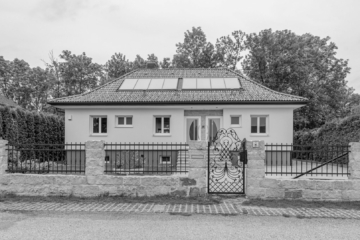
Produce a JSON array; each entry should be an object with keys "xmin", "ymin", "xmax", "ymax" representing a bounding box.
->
[
  {"xmin": 115, "ymin": 125, "xmax": 133, "ymax": 128},
  {"xmin": 153, "ymin": 134, "xmax": 171, "ymax": 137},
  {"xmin": 230, "ymin": 125, "xmax": 242, "ymax": 128},
  {"xmin": 250, "ymin": 134, "xmax": 269, "ymax": 137},
  {"xmin": 90, "ymin": 134, "xmax": 108, "ymax": 137}
]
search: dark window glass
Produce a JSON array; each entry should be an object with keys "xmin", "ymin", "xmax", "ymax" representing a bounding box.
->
[
  {"xmin": 93, "ymin": 118, "xmax": 99, "ymax": 133},
  {"xmin": 118, "ymin": 117, "xmax": 124, "ymax": 125},
  {"xmin": 126, "ymin": 117, "xmax": 133, "ymax": 125},
  {"xmin": 251, "ymin": 117, "xmax": 257, "ymax": 133},
  {"xmin": 101, "ymin": 117, "xmax": 107, "ymax": 133},
  {"xmin": 156, "ymin": 118, "xmax": 162, "ymax": 133},
  {"xmin": 231, "ymin": 116, "xmax": 239, "ymax": 125},
  {"xmin": 164, "ymin": 118, "xmax": 170, "ymax": 133},
  {"xmin": 161, "ymin": 156, "xmax": 171, "ymax": 163},
  {"xmin": 260, "ymin": 117, "xmax": 266, "ymax": 133}
]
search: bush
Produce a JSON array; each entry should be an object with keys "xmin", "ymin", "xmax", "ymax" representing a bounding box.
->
[{"xmin": 294, "ymin": 114, "xmax": 360, "ymax": 146}]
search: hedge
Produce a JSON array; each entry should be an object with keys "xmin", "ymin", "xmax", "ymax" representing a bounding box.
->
[
  {"xmin": 0, "ymin": 105, "xmax": 64, "ymax": 146},
  {"xmin": 294, "ymin": 114, "xmax": 360, "ymax": 146}
]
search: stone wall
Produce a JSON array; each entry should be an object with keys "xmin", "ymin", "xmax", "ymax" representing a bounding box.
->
[
  {"xmin": 0, "ymin": 140, "xmax": 208, "ymax": 198},
  {"xmin": 246, "ymin": 141, "xmax": 360, "ymax": 201}
]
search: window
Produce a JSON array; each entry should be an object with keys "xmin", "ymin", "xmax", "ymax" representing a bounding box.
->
[
  {"xmin": 160, "ymin": 156, "xmax": 171, "ymax": 164},
  {"xmin": 251, "ymin": 116, "xmax": 267, "ymax": 134},
  {"xmin": 230, "ymin": 115, "xmax": 241, "ymax": 127},
  {"xmin": 116, "ymin": 116, "xmax": 133, "ymax": 127},
  {"xmin": 155, "ymin": 116, "xmax": 171, "ymax": 134},
  {"xmin": 91, "ymin": 116, "xmax": 107, "ymax": 134}
]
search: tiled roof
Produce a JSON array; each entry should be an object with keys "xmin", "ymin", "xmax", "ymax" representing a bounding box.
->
[{"xmin": 48, "ymin": 68, "xmax": 308, "ymax": 105}]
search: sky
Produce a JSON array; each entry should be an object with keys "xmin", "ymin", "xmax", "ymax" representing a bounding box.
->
[{"xmin": 0, "ymin": 0, "xmax": 359, "ymax": 92}]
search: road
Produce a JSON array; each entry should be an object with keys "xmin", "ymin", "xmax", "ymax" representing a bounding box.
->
[{"xmin": 0, "ymin": 210, "xmax": 359, "ymax": 240}]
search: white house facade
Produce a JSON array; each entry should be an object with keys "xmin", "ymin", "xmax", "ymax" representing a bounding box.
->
[{"xmin": 48, "ymin": 68, "xmax": 307, "ymax": 145}]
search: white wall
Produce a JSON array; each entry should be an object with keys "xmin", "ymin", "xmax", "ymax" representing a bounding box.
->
[
  {"xmin": 65, "ymin": 108, "xmax": 185, "ymax": 143},
  {"xmin": 223, "ymin": 108, "xmax": 293, "ymax": 144},
  {"xmin": 64, "ymin": 105, "xmax": 298, "ymax": 144}
]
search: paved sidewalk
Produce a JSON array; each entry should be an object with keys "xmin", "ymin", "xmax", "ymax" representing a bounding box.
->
[{"xmin": 1, "ymin": 199, "xmax": 360, "ymax": 219}]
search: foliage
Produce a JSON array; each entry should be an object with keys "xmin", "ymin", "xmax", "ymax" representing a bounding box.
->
[
  {"xmin": 105, "ymin": 53, "xmax": 132, "ymax": 79},
  {"xmin": 215, "ymin": 30, "xmax": 246, "ymax": 70},
  {"xmin": 294, "ymin": 114, "xmax": 360, "ymax": 146},
  {"xmin": 172, "ymin": 27, "xmax": 217, "ymax": 68},
  {"xmin": 58, "ymin": 50, "xmax": 103, "ymax": 96},
  {"xmin": 242, "ymin": 29, "xmax": 352, "ymax": 130},
  {"xmin": 0, "ymin": 106, "xmax": 64, "ymax": 146},
  {"xmin": 115, "ymin": 151, "xmax": 143, "ymax": 169}
]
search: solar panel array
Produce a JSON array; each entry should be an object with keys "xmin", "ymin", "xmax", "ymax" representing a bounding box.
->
[
  {"xmin": 119, "ymin": 79, "xmax": 178, "ymax": 90},
  {"xmin": 119, "ymin": 78, "xmax": 240, "ymax": 90},
  {"xmin": 182, "ymin": 78, "xmax": 240, "ymax": 89}
]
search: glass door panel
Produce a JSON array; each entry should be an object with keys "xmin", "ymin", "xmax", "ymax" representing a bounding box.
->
[
  {"xmin": 208, "ymin": 118, "xmax": 220, "ymax": 142},
  {"xmin": 187, "ymin": 119, "xmax": 199, "ymax": 142}
]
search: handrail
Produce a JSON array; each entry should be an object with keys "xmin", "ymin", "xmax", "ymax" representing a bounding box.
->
[{"xmin": 293, "ymin": 152, "xmax": 349, "ymax": 179}]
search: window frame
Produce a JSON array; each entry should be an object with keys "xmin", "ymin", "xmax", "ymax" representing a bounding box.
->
[
  {"xmin": 250, "ymin": 115, "xmax": 269, "ymax": 136},
  {"xmin": 154, "ymin": 116, "xmax": 171, "ymax": 136},
  {"xmin": 159, "ymin": 155, "xmax": 171, "ymax": 165},
  {"xmin": 115, "ymin": 115, "xmax": 133, "ymax": 128},
  {"xmin": 90, "ymin": 115, "xmax": 108, "ymax": 136},
  {"xmin": 230, "ymin": 115, "xmax": 242, "ymax": 128}
]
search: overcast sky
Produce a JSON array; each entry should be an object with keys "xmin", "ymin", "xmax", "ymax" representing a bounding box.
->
[{"xmin": 0, "ymin": 0, "xmax": 359, "ymax": 92}]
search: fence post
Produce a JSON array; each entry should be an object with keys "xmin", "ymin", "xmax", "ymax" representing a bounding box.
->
[
  {"xmin": 349, "ymin": 142, "xmax": 360, "ymax": 179},
  {"xmin": 0, "ymin": 138, "xmax": 8, "ymax": 175},
  {"xmin": 85, "ymin": 141, "xmax": 105, "ymax": 176},
  {"xmin": 246, "ymin": 140, "xmax": 266, "ymax": 198}
]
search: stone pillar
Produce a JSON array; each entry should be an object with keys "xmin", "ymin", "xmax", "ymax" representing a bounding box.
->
[
  {"xmin": 246, "ymin": 140, "xmax": 266, "ymax": 198},
  {"xmin": 349, "ymin": 142, "xmax": 360, "ymax": 179},
  {"xmin": 185, "ymin": 142, "xmax": 208, "ymax": 197},
  {"xmin": 0, "ymin": 139, "xmax": 8, "ymax": 175},
  {"xmin": 85, "ymin": 141, "xmax": 105, "ymax": 176}
]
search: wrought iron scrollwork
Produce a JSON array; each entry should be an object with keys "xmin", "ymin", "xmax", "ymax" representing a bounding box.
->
[{"xmin": 208, "ymin": 128, "xmax": 246, "ymax": 194}]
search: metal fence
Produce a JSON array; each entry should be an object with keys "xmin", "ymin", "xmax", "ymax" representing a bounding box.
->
[
  {"xmin": 7, "ymin": 143, "xmax": 85, "ymax": 174},
  {"xmin": 265, "ymin": 144, "xmax": 350, "ymax": 178},
  {"xmin": 104, "ymin": 143, "xmax": 189, "ymax": 175}
]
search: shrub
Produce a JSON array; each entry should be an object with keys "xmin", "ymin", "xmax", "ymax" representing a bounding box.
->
[{"xmin": 294, "ymin": 114, "xmax": 360, "ymax": 146}]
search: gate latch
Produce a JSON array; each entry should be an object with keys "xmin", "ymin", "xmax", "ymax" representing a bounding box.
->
[{"xmin": 240, "ymin": 150, "xmax": 248, "ymax": 164}]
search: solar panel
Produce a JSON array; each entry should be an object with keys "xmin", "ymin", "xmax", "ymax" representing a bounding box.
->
[
  {"xmin": 134, "ymin": 79, "xmax": 151, "ymax": 89},
  {"xmin": 162, "ymin": 78, "xmax": 178, "ymax": 89},
  {"xmin": 148, "ymin": 79, "xmax": 164, "ymax": 89},
  {"xmin": 182, "ymin": 78, "xmax": 197, "ymax": 89},
  {"xmin": 224, "ymin": 78, "xmax": 240, "ymax": 88},
  {"xmin": 210, "ymin": 78, "xmax": 226, "ymax": 88},
  {"xmin": 119, "ymin": 79, "xmax": 138, "ymax": 89},
  {"xmin": 197, "ymin": 78, "xmax": 211, "ymax": 89}
]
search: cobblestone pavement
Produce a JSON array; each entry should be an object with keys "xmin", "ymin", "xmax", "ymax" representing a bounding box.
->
[{"xmin": 1, "ymin": 200, "xmax": 360, "ymax": 220}]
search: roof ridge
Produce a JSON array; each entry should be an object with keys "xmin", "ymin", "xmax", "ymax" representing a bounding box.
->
[{"xmin": 226, "ymin": 68, "xmax": 307, "ymax": 101}]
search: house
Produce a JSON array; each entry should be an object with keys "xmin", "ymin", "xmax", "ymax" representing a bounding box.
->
[{"xmin": 48, "ymin": 68, "xmax": 307, "ymax": 145}]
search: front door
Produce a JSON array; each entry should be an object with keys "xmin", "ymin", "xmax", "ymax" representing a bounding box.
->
[
  {"xmin": 186, "ymin": 118, "xmax": 200, "ymax": 142},
  {"xmin": 207, "ymin": 117, "xmax": 221, "ymax": 142}
]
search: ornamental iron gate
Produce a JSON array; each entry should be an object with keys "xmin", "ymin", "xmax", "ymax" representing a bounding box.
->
[{"xmin": 208, "ymin": 129, "xmax": 247, "ymax": 194}]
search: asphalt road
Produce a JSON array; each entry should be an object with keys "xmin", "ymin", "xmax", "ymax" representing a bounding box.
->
[{"xmin": 0, "ymin": 211, "xmax": 359, "ymax": 240}]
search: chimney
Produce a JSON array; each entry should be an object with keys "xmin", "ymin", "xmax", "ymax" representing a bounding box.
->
[{"xmin": 146, "ymin": 61, "xmax": 157, "ymax": 69}]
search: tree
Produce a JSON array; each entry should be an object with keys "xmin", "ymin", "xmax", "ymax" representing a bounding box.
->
[
  {"xmin": 105, "ymin": 53, "xmax": 132, "ymax": 79},
  {"xmin": 172, "ymin": 27, "xmax": 217, "ymax": 68},
  {"xmin": 215, "ymin": 30, "xmax": 246, "ymax": 70},
  {"xmin": 58, "ymin": 50, "xmax": 103, "ymax": 96},
  {"xmin": 160, "ymin": 58, "xmax": 171, "ymax": 69},
  {"xmin": 242, "ymin": 29, "xmax": 351, "ymax": 129},
  {"xmin": 133, "ymin": 55, "xmax": 146, "ymax": 69}
]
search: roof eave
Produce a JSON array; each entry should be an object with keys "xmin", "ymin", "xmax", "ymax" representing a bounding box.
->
[{"xmin": 48, "ymin": 100, "xmax": 308, "ymax": 106}]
